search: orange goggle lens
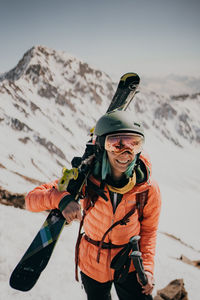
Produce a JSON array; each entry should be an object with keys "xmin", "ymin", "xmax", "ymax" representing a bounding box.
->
[{"xmin": 105, "ymin": 134, "xmax": 144, "ymax": 154}]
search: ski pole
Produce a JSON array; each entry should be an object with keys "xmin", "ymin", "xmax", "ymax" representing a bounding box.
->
[
  {"xmin": 130, "ymin": 250, "xmax": 148, "ymax": 286},
  {"xmin": 129, "ymin": 236, "xmax": 148, "ymax": 285},
  {"xmin": 129, "ymin": 235, "xmax": 140, "ymax": 251},
  {"xmin": 129, "ymin": 236, "xmax": 149, "ymax": 285},
  {"xmin": 131, "ymin": 251, "xmax": 153, "ymax": 299}
]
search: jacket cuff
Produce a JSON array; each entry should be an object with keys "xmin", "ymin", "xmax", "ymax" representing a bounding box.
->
[{"xmin": 59, "ymin": 194, "xmax": 75, "ymax": 212}]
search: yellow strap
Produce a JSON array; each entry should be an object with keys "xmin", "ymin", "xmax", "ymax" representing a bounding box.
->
[{"xmin": 107, "ymin": 172, "xmax": 136, "ymax": 194}]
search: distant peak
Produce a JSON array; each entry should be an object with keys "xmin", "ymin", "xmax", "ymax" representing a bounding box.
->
[
  {"xmin": 31, "ymin": 45, "xmax": 56, "ymax": 57},
  {"xmin": 0, "ymin": 45, "xmax": 78, "ymax": 82},
  {"xmin": 0, "ymin": 45, "xmax": 110, "ymax": 87},
  {"xmin": 0, "ymin": 46, "xmax": 35, "ymax": 82}
]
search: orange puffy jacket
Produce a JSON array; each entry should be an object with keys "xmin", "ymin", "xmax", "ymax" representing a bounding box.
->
[{"xmin": 25, "ymin": 154, "xmax": 161, "ymax": 283}]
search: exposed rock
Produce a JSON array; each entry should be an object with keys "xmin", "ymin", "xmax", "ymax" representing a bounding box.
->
[
  {"xmin": 0, "ymin": 188, "xmax": 25, "ymax": 209},
  {"xmin": 18, "ymin": 136, "xmax": 30, "ymax": 144},
  {"xmin": 171, "ymin": 93, "xmax": 200, "ymax": 101},
  {"xmin": 154, "ymin": 296, "xmax": 164, "ymax": 300},
  {"xmin": 34, "ymin": 135, "xmax": 66, "ymax": 159},
  {"xmin": 161, "ymin": 232, "xmax": 199, "ymax": 253},
  {"xmin": 38, "ymin": 82, "xmax": 58, "ymax": 98},
  {"xmin": 171, "ymin": 94, "xmax": 190, "ymax": 101},
  {"xmin": 10, "ymin": 118, "xmax": 32, "ymax": 132},
  {"xmin": 155, "ymin": 279, "xmax": 188, "ymax": 300},
  {"xmin": 179, "ymin": 255, "xmax": 200, "ymax": 270},
  {"xmin": 79, "ymin": 62, "xmax": 93, "ymax": 76},
  {"xmin": 0, "ymin": 47, "xmax": 34, "ymax": 81},
  {"xmin": 30, "ymin": 101, "xmax": 41, "ymax": 113},
  {"xmin": 154, "ymin": 103, "xmax": 177, "ymax": 120}
]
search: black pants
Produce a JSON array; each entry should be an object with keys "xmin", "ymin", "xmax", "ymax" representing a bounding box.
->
[{"xmin": 81, "ymin": 271, "xmax": 150, "ymax": 300}]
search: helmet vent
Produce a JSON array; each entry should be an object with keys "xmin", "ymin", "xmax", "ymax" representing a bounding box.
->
[{"xmin": 134, "ymin": 122, "xmax": 140, "ymax": 127}]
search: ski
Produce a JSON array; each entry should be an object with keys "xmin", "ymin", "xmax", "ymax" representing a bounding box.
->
[
  {"xmin": 106, "ymin": 72, "xmax": 140, "ymax": 112},
  {"xmin": 9, "ymin": 72, "xmax": 140, "ymax": 291},
  {"xmin": 10, "ymin": 209, "xmax": 66, "ymax": 291}
]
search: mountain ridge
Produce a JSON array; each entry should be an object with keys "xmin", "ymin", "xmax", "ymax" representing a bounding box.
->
[
  {"xmin": 0, "ymin": 45, "xmax": 199, "ymax": 193},
  {"xmin": 0, "ymin": 46, "xmax": 114, "ymax": 192}
]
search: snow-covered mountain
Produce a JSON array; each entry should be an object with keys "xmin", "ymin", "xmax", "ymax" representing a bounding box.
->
[
  {"xmin": 0, "ymin": 45, "xmax": 199, "ymax": 194},
  {"xmin": 142, "ymin": 74, "xmax": 200, "ymax": 96},
  {"xmin": 0, "ymin": 46, "xmax": 114, "ymax": 192},
  {"xmin": 0, "ymin": 46, "xmax": 200, "ymax": 299}
]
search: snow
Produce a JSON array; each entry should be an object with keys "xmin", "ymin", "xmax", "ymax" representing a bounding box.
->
[
  {"xmin": 0, "ymin": 203, "xmax": 200, "ymax": 300},
  {"xmin": 1, "ymin": 136, "xmax": 200, "ymax": 299},
  {"xmin": 141, "ymin": 74, "xmax": 200, "ymax": 96},
  {"xmin": 0, "ymin": 47, "xmax": 114, "ymax": 193},
  {"xmin": 0, "ymin": 46, "xmax": 200, "ymax": 299}
]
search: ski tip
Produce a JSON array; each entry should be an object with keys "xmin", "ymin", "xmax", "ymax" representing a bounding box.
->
[
  {"xmin": 9, "ymin": 278, "xmax": 37, "ymax": 292},
  {"xmin": 120, "ymin": 72, "xmax": 140, "ymax": 81},
  {"xmin": 118, "ymin": 73, "xmax": 140, "ymax": 89},
  {"xmin": 9, "ymin": 268, "xmax": 40, "ymax": 292}
]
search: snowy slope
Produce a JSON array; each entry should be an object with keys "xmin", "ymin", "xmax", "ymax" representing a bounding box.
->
[
  {"xmin": 0, "ymin": 46, "xmax": 114, "ymax": 193},
  {"xmin": 0, "ymin": 46, "xmax": 199, "ymax": 194},
  {"xmin": 0, "ymin": 205, "xmax": 200, "ymax": 300},
  {"xmin": 0, "ymin": 45, "xmax": 200, "ymax": 299},
  {"xmin": 142, "ymin": 74, "xmax": 200, "ymax": 96}
]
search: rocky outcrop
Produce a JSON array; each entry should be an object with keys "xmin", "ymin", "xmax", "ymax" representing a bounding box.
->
[
  {"xmin": 179, "ymin": 255, "xmax": 200, "ymax": 270},
  {"xmin": 0, "ymin": 188, "xmax": 25, "ymax": 209},
  {"xmin": 154, "ymin": 279, "xmax": 188, "ymax": 300}
]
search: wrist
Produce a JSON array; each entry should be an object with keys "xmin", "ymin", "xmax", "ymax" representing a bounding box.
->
[{"xmin": 59, "ymin": 194, "xmax": 75, "ymax": 212}]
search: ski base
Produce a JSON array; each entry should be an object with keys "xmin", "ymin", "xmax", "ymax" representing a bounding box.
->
[{"xmin": 10, "ymin": 209, "xmax": 66, "ymax": 291}]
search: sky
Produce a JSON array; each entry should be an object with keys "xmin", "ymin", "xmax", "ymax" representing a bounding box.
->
[{"xmin": 0, "ymin": 0, "xmax": 200, "ymax": 79}]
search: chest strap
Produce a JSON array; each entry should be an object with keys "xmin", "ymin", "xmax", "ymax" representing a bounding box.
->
[
  {"xmin": 96, "ymin": 204, "xmax": 137, "ymax": 263},
  {"xmin": 84, "ymin": 235, "xmax": 127, "ymax": 249},
  {"xmin": 75, "ymin": 189, "xmax": 149, "ymax": 281}
]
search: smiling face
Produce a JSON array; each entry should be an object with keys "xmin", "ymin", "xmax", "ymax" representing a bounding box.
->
[
  {"xmin": 105, "ymin": 132, "xmax": 144, "ymax": 180},
  {"xmin": 107, "ymin": 149, "xmax": 136, "ymax": 180}
]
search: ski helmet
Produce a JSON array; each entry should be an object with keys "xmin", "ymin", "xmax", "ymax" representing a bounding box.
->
[
  {"xmin": 94, "ymin": 110, "xmax": 144, "ymax": 137},
  {"xmin": 94, "ymin": 110, "xmax": 144, "ymax": 150}
]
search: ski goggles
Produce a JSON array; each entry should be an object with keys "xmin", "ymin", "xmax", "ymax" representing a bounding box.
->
[{"xmin": 105, "ymin": 133, "xmax": 144, "ymax": 154}]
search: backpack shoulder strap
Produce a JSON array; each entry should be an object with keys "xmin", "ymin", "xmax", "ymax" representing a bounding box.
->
[
  {"xmin": 75, "ymin": 188, "xmax": 149, "ymax": 280},
  {"xmin": 136, "ymin": 189, "xmax": 149, "ymax": 221}
]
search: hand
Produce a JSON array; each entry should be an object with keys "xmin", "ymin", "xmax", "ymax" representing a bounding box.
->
[
  {"xmin": 62, "ymin": 201, "xmax": 82, "ymax": 223},
  {"xmin": 136, "ymin": 271, "xmax": 155, "ymax": 295}
]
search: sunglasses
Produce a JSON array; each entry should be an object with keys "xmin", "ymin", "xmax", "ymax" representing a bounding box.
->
[{"xmin": 105, "ymin": 133, "xmax": 144, "ymax": 154}]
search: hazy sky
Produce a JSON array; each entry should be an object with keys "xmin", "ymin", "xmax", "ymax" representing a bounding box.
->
[{"xmin": 0, "ymin": 0, "xmax": 200, "ymax": 79}]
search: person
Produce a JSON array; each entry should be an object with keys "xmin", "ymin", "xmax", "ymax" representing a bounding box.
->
[{"xmin": 26, "ymin": 110, "xmax": 161, "ymax": 300}]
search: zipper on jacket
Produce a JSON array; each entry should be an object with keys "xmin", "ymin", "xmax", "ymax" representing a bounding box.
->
[
  {"xmin": 113, "ymin": 192, "xmax": 118, "ymax": 213},
  {"xmin": 108, "ymin": 192, "xmax": 117, "ymax": 280}
]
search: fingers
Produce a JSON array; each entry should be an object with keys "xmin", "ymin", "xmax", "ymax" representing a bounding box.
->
[
  {"xmin": 142, "ymin": 283, "xmax": 154, "ymax": 295},
  {"xmin": 136, "ymin": 271, "xmax": 155, "ymax": 295},
  {"xmin": 62, "ymin": 201, "xmax": 82, "ymax": 223}
]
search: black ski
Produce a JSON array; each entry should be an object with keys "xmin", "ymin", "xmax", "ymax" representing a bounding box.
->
[
  {"xmin": 10, "ymin": 209, "xmax": 65, "ymax": 291},
  {"xmin": 9, "ymin": 72, "xmax": 140, "ymax": 291},
  {"xmin": 106, "ymin": 72, "xmax": 140, "ymax": 112}
]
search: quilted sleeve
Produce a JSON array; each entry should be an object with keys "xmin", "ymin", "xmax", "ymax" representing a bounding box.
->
[
  {"xmin": 139, "ymin": 179, "xmax": 161, "ymax": 275},
  {"xmin": 25, "ymin": 179, "xmax": 69, "ymax": 212}
]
